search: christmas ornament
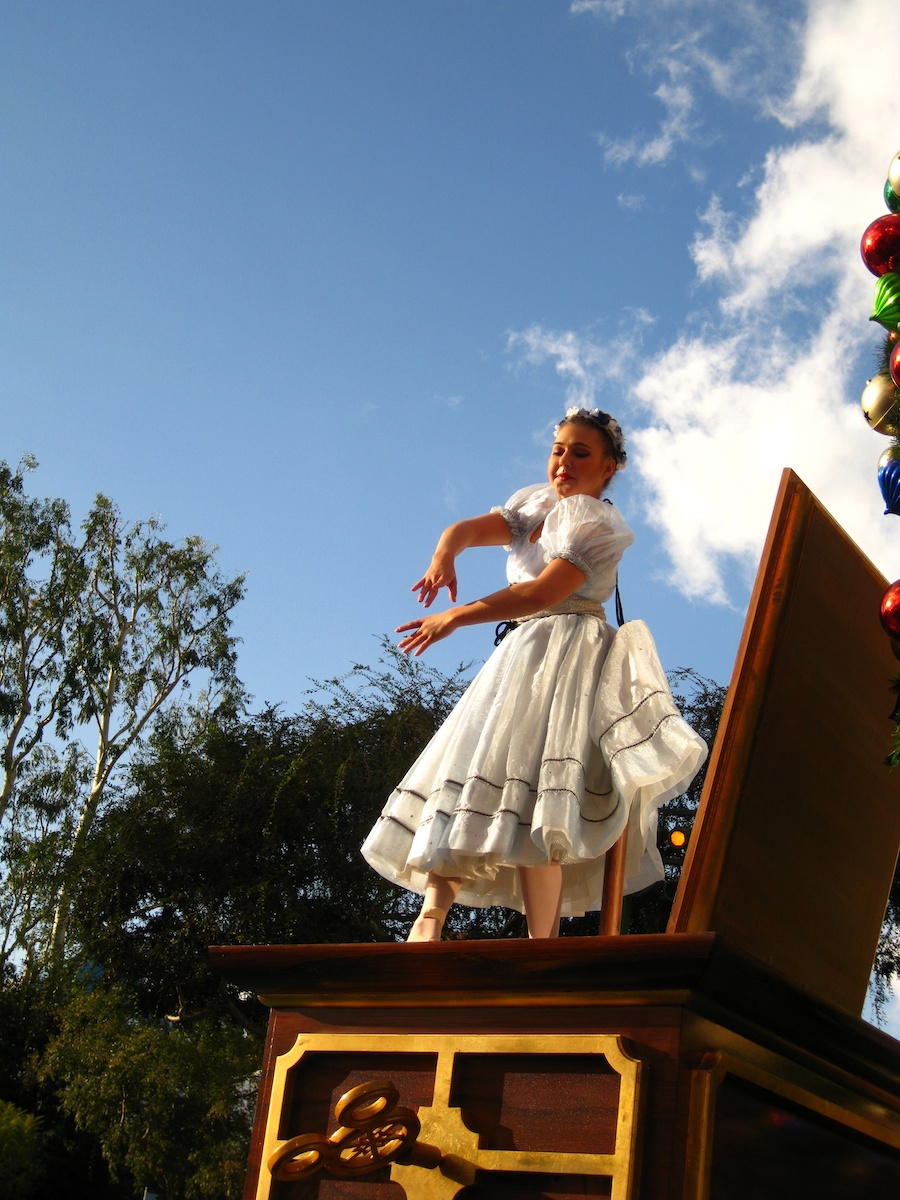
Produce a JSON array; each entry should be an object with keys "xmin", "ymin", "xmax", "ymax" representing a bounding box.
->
[
  {"xmin": 891, "ymin": 341, "xmax": 900, "ymax": 389},
  {"xmin": 882, "ymin": 580, "xmax": 900, "ymax": 637},
  {"xmin": 886, "ymin": 180, "xmax": 900, "ymax": 215},
  {"xmin": 870, "ymin": 272, "xmax": 900, "ymax": 331},
  {"xmin": 878, "ymin": 449, "xmax": 900, "ymax": 515},
  {"xmin": 861, "ymin": 374, "xmax": 900, "ymax": 433},
  {"xmin": 889, "ymin": 150, "xmax": 900, "ymax": 196},
  {"xmin": 861, "ymin": 215, "xmax": 900, "ymax": 276}
]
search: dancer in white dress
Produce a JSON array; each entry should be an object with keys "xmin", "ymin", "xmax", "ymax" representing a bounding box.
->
[{"xmin": 361, "ymin": 408, "xmax": 707, "ymax": 941}]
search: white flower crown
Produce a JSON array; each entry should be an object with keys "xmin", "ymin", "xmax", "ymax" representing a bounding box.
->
[{"xmin": 555, "ymin": 406, "xmax": 627, "ymax": 471}]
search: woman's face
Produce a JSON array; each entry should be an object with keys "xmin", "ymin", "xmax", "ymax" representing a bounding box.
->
[{"xmin": 548, "ymin": 422, "xmax": 617, "ymax": 500}]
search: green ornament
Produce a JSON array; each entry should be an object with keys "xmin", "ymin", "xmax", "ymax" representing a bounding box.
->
[
  {"xmin": 885, "ymin": 180, "xmax": 900, "ymax": 215},
  {"xmin": 870, "ymin": 271, "xmax": 900, "ymax": 331}
]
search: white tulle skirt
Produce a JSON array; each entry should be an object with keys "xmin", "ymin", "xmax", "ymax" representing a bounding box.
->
[{"xmin": 361, "ymin": 617, "xmax": 707, "ymax": 917}]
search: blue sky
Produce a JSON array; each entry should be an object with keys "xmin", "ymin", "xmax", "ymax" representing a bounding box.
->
[
  {"xmin": 4, "ymin": 0, "xmax": 900, "ymax": 1018},
  {"xmin": 4, "ymin": 0, "xmax": 897, "ymax": 710},
  {"xmin": 0, "ymin": 0, "xmax": 809, "ymax": 701}
]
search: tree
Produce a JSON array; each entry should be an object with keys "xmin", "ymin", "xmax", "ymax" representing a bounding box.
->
[
  {"xmin": 0, "ymin": 1099, "xmax": 43, "ymax": 1199},
  {"xmin": 0, "ymin": 459, "xmax": 246, "ymax": 971},
  {"xmin": 31, "ymin": 646, "xmax": 479, "ymax": 1198},
  {"xmin": 0, "ymin": 458, "xmax": 85, "ymax": 827},
  {"xmin": 69, "ymin": 644, "xmax": 476, "ymax": 1028},
  {"xmin": 47, "ymin": 494, "xmax": 246, "ymax": 963},
  {"xmin": 40, "ymin": 984, "xmax": 254, "ymax": 1200}
]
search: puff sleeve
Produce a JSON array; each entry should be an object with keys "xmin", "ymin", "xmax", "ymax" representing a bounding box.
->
[
  {"xmin": 541, "ymin": 495, "xmax": 634, "ymax": 596},
  {"xmin": 491, "ymin": 483, "xmax": 556, "ymax": 545}
]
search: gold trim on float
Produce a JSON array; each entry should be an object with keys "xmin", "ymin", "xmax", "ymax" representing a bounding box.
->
[
  {"xmin": 683, "ymin": 1047, "xmax": 900, "ymax": 1200},
  {"xmin": 255, "ymin": 1031, "xmax": 643, "ymax": 1200}
]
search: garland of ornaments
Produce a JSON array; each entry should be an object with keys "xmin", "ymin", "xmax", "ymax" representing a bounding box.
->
[{"xmin": 860, "ymin": 150, "xmax": 900, "ymax": 762}]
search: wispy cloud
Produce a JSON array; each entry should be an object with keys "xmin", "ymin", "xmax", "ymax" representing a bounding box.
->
[
  {"xmin": 597, "ymin": 70, "xmax": 697, "ymax": 167},
  {"xmin": 508, "ymin": 315, "xmax": 652, "ymax": 408},
  {"xmin": 517, "ymin": 0, "xmax": 900, "ymax": 605},
  {"xmin": 578, "ymin": 1, "xmax": 804, "ymax": 168},
  {"xmin": 570, "ymin": 1, "xmax": 631, "ymax": 17}
]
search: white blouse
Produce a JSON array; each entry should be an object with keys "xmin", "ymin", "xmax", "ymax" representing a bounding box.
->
[{"xmin": 493, "ymin": 483, "xmax": 634, "ymax": 606}]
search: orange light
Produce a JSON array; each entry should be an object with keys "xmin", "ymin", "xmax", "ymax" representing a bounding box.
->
[{"xmin": 670, "ymin": 830, "xmax": 686, "ymax": 848}]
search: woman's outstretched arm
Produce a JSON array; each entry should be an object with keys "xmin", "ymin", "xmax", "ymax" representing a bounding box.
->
[
  {"xmin": 398, "ymin": 556, "xmax": 586, "ymax": 656},
  {"xmin": 412, "ymin": 513, "xmax": 511, "ymax": 608}
]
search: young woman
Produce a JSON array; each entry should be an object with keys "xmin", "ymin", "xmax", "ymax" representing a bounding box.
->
[{"xmin": 362, "ymin": 407, "xmax": 707, "ymax": 940}]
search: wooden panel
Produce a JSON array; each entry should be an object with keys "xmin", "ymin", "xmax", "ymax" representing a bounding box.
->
[
  {"xmin": 709, "ymin": 1075, "xmax": 900, "ymax": 1198},
  {"xmin": 212, "ymin": 934, "xmax": 900, "ymax": 1101},
  {"xmin": 669, "ymin": 469, "xmax": 900, "ymax": 1014}
]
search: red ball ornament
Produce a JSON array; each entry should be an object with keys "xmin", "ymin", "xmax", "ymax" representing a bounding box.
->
[
  {"xmin": 892, "ymin": 342, "xmax": 900, "ymax": 389},
  {"xmin": 880, "ymin": 579, "xmax": 900, "ymax": 637},
  {"xmin": 861, "ymin": 215, "xmax": 900, "ymax": 276}
]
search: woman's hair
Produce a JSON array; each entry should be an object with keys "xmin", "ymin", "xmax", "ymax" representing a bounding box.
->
[{"xmin": 556, "ymin": 406, "xmax": 627, "ymax": 471}]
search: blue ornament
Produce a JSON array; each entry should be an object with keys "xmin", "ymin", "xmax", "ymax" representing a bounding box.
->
[{"xmin": 878, "ymin": 448, "xmax": 900, "ymax": 515}]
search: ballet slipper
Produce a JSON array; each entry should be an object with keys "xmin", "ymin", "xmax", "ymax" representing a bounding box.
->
[{"xmin": 406, "ymin": 905, "xmax": 448, "ymax": 943}]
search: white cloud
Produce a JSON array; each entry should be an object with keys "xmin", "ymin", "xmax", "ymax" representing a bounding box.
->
[
  {"xmin": 598, "ymin": 69, "xmax": 698, "ymax": 167},
  {"xmin": 580, "ymin": 1, "xmax": 805, "ymax": 168},
  {"xmin": 570, "ymin": 0, "xmax": 630, "ymax": 16},
  {"xmin": 507, "ymin": 319, "xmax": 649, "ymax": 407},
  {"xmin": 517, "ymin": 0, "xmax": 900, "ymax": 605}
]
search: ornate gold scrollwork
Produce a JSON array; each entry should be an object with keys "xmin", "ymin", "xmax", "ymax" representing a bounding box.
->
[
  {"xmin": 258, "ymin": 1033, "xmax": 642, "ymax": 1200},
  {"xmin": 267, "ymin": 1079, "xmax": 440, "ymax": 1182}
]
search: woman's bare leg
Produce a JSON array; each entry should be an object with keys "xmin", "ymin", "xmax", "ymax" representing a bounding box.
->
[
  {"xmin": 518, "ymin": 863, "xmax": 563, "ymax": 939},
  {"xmin": 407, "ymin": 875, "xmax": 462, "ymax": 942}
]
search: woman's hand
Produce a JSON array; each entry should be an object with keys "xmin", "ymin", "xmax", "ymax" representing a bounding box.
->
[
  {"xmin": 399, "ymin": 557, "xmax": 588, "ymax": 656},
  {"xmin": 411, "ymin": 553, "xmax": 458, "ymax": 607},
  {"xmin": 396, "ymin": 609, "xmax": 459, "ymax": 656}
]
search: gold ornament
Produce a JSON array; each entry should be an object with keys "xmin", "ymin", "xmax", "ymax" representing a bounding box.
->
[
  {"xmin": 889, "ymin": 150, "xmax": 900, "ymax": 197},
  {"xmin": 861, "ymin": 374, "xmax": 900, "ymax": 435}
]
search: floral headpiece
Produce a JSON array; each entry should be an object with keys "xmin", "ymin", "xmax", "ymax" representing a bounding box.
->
[{"xmin": 555, "ymin": 406, "xmax": 627, "ymax": 471}]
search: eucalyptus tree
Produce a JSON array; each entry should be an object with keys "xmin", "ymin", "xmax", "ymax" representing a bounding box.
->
[
  {"xmin": 47, "ymin": 495, "xmax": 246, "ymax": 962},
  {"xmin": 0, "ymin": 459, "xmax": 246, "ymax": 970},
  {"xmin": 0, "ymin": 458, "xmax": 85, "ymax": 826}
]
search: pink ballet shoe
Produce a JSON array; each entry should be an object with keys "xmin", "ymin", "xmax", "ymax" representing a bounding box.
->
[{"xmin": 406, "ymin": 906, "xmax": 448, "ymax": 943}]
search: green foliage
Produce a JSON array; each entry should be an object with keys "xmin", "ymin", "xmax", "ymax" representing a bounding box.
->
[
  {"xmin": 40, "ymin": 984, "xmax": 254, "ymax": 1200},
  {"xmin": 0, "ymin": 1099, "xmax": 43, "ymax": 1199},
  {"xmin": 0, "ymin": 457, "xmax": 246, "ymax": 969},
  {"xmin": 887, "ymin": 675, "xmax": 900, "ymax": 769},
  {"xmin": 69, "ymin": 642, "xmax": 480, "ymax": 1027},
  {"xmin": 0, "ymin": 457, "xmax": 86, "ymax": 820}
]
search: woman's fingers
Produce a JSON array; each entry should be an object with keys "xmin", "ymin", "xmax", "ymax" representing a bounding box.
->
[
  {"xmin": 396, "ymin": 618, "xmax": 436, "ymax": 656},
  {"xmin": 411, "ymin": 570, "xmax": 457, "ymax": 608},
  {"xmin": 411, "ymin": 578, "xmax": 436, "ymax": 606}
]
